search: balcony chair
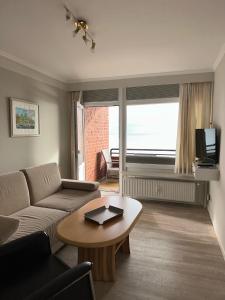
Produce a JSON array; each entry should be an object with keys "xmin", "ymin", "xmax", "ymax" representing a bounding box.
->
[
  {"xmin": 101, "ymin": 148, "xmax": 119, "ymax": 179},
  {"xmin": 0, "ymin": 231, "xmax": 95, "ymax": 300}
]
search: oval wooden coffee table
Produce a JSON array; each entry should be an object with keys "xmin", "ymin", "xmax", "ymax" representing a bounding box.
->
[{"xmin": 56, "ymin": 195, "xmax": 143, "ymax": 281}]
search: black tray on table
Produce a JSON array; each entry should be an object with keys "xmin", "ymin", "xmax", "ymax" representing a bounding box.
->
[{"xmin": 84, "ymin": 205, "xmax": 123, "ymax": 225}]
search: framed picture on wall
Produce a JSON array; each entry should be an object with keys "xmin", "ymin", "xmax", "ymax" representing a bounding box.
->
[{"xmin": 10, "ymin": 98, "xmax": 40, "ymax": 137}]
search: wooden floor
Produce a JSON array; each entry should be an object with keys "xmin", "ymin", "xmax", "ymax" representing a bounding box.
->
[
  {"xmin": 57, "ymin": 201, "xmax": 225, "ymax": 300},
  {"xmin": 99, "ymin": 180, "xmax": 119, "ymax": 192}
]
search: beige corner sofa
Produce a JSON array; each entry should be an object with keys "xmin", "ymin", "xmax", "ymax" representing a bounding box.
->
[{"xmin": 0, "ymin": 163, "xmax": 100, "ymax": 252}]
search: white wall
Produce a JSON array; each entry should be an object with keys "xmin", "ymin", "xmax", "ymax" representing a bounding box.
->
[
  {"xmin": 0, "ymin": 66, "xmax": 70, "ymax": 177},
  {"xmin": 208, "ymin": 53, "xmax": 225, "ymax": 258}
]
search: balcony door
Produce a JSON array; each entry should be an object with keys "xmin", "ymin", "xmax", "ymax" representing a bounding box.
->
[{"xmin": 75, "ymin": 101, "xmax": 85, "ymax": 180}]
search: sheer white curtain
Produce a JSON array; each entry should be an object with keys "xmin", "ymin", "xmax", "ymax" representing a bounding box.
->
[
  {"xmin": 175, "ymin": 82, "xmax": 213, "ymax": 174},
  {"xmin": 70, "ymin": 91, "xmax": 82, "ymax": 179}
]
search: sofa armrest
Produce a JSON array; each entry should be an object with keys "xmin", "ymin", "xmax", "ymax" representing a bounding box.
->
[
  {"xmin": 0, "ymin": 231, "xmax": 51, "ymax": 264},
  {"xmin": 62, "ymin": 179, "xmax": 99, "ymax": 191},
  {"xmin": 26, "ymin": 262, "xmax": 95, "ymax": 300}
]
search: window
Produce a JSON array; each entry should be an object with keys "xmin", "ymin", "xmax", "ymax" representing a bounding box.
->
[{"xmin": 126, "ymin": 101, "xmax": 179, "ymax": 165}]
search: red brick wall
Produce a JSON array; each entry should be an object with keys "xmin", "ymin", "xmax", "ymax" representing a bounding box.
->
[{"xmin": 84, "ymin": 107, "xmax": 109, "ymax": 181}]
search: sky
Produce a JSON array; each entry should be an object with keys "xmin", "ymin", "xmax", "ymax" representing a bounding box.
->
[{"xmin": 109, "ymin": 102, "xmax": 179, "ymax": 151}]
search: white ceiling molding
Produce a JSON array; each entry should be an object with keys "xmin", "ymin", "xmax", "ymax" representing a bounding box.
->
[
  {"xmin": 0, "ymin": 48, "xmax": 214, "ymax": 92},
  {"xmin": 213, "ymin": 43, "xmax": 225, "ymax": 71},
  {"xmin": 0, "ymin": 49, "xmax": 214, "ymax": 93},
  {"xmin": 67, "ymin": 71, "xmax": 214, "ymax": 91},
  {"xmin": 66, "ymin": 68, "xmax": 213, "ymax": 84},
  {"xmin": 0, "ymin": 50, "xmax": 66, "ymax": 90}
]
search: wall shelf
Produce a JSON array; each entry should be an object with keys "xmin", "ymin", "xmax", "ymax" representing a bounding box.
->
[{"xmin": 192, "ymin": 163, "xmax": 220, "ymax": 181}]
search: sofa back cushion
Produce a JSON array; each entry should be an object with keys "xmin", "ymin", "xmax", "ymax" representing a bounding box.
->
[
  {"xmin": 22, "ymin": 163, "xmax": 62, "ymax": 204},
  {"xmin": 0, "ymin": 172, "xmax": 30, "ymax": 215}
]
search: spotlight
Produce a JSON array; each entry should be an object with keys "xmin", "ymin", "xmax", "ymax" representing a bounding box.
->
[
  {"xmin": 64, "ymin": 6, "xmax": 96, "ymax": 51},
  {"xmin": 91, "ymin": 40, "xmax": 96, "ymax": 50},
  {"xmin": 73, "ymin": 27, "xmax": 81, "ymax": 36},
  {"xmin": 82, "ymin": 33, "xmax": 88, "ymax": 43},
  {"xmin": 64, "ymin": 6, "xmax": 71, "ymax": 22}
]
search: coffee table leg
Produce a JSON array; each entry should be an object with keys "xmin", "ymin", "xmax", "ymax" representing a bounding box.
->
[
  {"xmin": 78, "ymin": 245, "xmax": 116, "ymax": 281},
  {"xmin": 119, "ymin": 235, "xmax": 130, "ymax": 254}
]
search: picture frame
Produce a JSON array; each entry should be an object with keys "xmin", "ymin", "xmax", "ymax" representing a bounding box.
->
[{"xmin": 10, "ymin": 98, "xmax": 40, "ymax": 137}]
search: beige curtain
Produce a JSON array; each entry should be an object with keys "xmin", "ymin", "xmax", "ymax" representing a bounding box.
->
[
  {"xmin": 175, "ymin": 82, "xmax": 213, "ymax": 174},
  {"xmin": 70, "ymin": 91, "xmax": 82, "ymax": 179}
]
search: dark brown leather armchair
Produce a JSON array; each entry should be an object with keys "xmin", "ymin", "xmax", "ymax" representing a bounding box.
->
[{"xmin": 0, "ymin": 231, "xmax": 95, "ymax": 300}]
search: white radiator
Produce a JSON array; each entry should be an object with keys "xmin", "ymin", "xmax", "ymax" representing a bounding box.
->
[{"xmin": 122, "ymin": 176, "xmax": 196, "ymax": 203}]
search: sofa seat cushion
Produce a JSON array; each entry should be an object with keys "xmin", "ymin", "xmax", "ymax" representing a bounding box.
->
[
  {"xmin": 0, "ymin": 215, "xmax": 19, "ymax": 244},
  {"xmin": 34, "ymin": 189, "xmax": 101, "ymax": 212},
  {"xmin": 22, "ymin": 163, "xmax": 62, "ymax": 205},
  {"xmin": 8, "ymin": 206, "xmax": 68, "ymax": 247},
  {"xmin": 0, "ymin": 171, "xmax": 30, "ymax": 215}
]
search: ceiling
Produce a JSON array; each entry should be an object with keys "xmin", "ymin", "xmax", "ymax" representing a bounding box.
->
[{"xmin": 0, "ymin": 0, "xmax": 225, "ymax": 83}]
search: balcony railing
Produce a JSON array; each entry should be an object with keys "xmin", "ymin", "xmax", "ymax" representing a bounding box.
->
[{"xmin": 110, "ymin": 148, "xmax": 176, "ymax": 165}]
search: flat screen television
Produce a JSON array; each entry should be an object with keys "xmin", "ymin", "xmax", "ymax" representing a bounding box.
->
[{"xmin": 195, "ymin": 128, "xmax": 218, "ymax": 165}]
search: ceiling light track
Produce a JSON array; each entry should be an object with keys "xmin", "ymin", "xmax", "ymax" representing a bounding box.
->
[{"xmin": 64, "ymin": 5, "xmax": 96, "ymax": 51}]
